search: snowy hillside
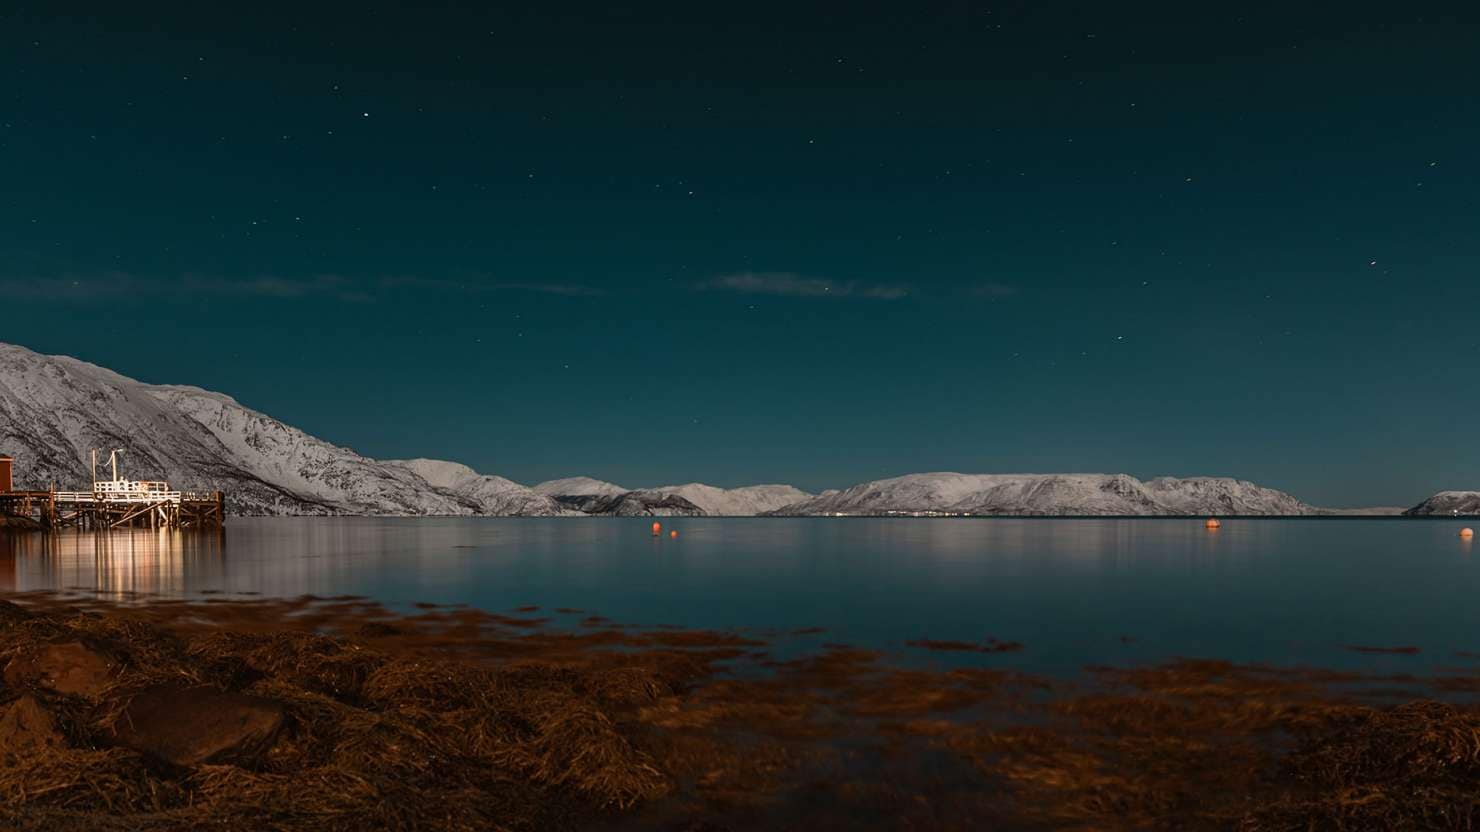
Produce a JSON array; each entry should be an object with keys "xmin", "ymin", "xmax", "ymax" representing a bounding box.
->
[
  {"xmin": 770, "ymin": 472, "xmax": 1320, "ymax": 516},
  {"xmin": 555, "ymin": 491, "xmax": 707, "ymax": 517},
  {"xmin": 648, "ymin": 483, "xmax": 813, "ymax": 516},
  {"xmin": 0, "ymin": 343, "xmax": 541, "ymax": 516},
  {"xmin": 536, "ymin": 477, "xmax": 812, "ymax": 516},
  {"xmin": 385, "ymin": 459, "xmax": 564, "ymax": 516},
  {"xmin": 532, "ymin": 477, "xmax": 629, "ymax": 498},
  {"xmin": 1141, "ymin": 476, "xmax": 1313, "ymax": 515},
  {"xmin": 0, "ymin": 343, "xmax": 813, "ymax": 518},
  {"xmin": 1405, "ymin": 491, "xmax": 1480, "ymax": 516}
]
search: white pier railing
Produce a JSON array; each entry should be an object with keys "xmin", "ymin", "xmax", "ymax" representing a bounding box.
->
[{"xmin": 54, "ymin": 490, "xmax": 184, "ymax": 506}]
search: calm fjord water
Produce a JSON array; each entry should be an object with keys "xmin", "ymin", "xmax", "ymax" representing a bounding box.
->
[{"xmin": 3, "ymin": 517, "xmax": 1476, "ymax": 673}]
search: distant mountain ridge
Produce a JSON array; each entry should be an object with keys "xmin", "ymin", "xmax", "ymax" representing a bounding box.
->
[
  {"xmin": 532, "ymin": 479, "xmax": 812, "ymax": 517},
  {"xmin": 0, "ymin": 342, "xmax": 1437, "ymax": 518},
  {"xmin": 769, "ymin": 472, "xmax": 1321, "ymax": 517},
  {"xmin": 549, "ymin": 491, "xmax": 707, "ymax": 517},
  {"xmin": 384, "ymin": 459, "xmax": 563, "ymax": 516},
  {"xmin": 531, "ymin": 477, "xmax": 628, "ymax": 498},
  {"xmin": 0, "ymin": 343, "xmax": 798, "ymax": 517},
  {"xmin": 647, "ymin": 483, "xmax": 812, "ymax": 516}
]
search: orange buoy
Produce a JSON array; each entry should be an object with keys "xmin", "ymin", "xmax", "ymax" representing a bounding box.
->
[
  {"xmin": 670, "ymin": 530, "xmax": 679, "ymax": 539},
  {"xmin": 1462, "ymin": 528, "xmax": 1475, "ymax": 539},
  {"xmin": 651, "ymin": 521, "xmax": 662, "ymax": 536},
  {"xmin": 1204, "ymin": 518, "xmax": 1221, "ymax": 529}
]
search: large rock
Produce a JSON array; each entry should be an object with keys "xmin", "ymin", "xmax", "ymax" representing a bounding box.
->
[
  {"xmin": 0, "ymin": 600, "xmax": 31, "ymax": 626},
  {"xmin": 0, "ymin": 695, "xmax": 65, "ymax": 763},
  {"xmin": 3, "ymin": 641, "xmax": 117, "ymax": 697},
  {"xmin": 111, "ymin": 686, "xmax": 285, "ymax": 766}
]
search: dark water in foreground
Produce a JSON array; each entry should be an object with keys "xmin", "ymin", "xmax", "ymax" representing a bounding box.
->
[{"xmin": 3, "ymin": 517, "xmax": 1477, "ymax": 674}]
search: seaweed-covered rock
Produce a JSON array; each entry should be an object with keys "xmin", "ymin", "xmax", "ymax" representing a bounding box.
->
[
  {"xmin": 3, "ymin": 641, "xmax": 117, "ymax": 698},
  {"xmin": 110, "ymin": 686, "xmax": 285, "ymax": 767},
  {"xmin": 0, "ymin": 695, "xmax": 64, "ymax": 762},
  {"xmin": 0, "ymin": 601, "xmax": 31, "ymax": 627}
]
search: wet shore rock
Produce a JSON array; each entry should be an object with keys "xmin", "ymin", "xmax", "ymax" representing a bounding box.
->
[
  {"xmin": 110, "ymin": 686, "xmax": 286, "ymax": 766},
  {"xmin": 0, "ymin": 514, "xmax": 43, "ymax": 530},
  {"xmin": 4, "ymin": 641, "xmax": 118, "ymax": 697},
  {"xmin": 0, "ymin": 695, "xmax": 65, "ymax": 762}
]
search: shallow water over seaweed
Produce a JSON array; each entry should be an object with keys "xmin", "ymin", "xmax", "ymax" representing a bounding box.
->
[{"xmin": 2, "ymin": 517, "xmax": 1477, "ymax": 675}]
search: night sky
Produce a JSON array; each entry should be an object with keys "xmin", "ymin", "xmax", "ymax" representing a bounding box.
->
[{"xmin": 2, "ymin": 3, "xmax": 1476, "ymax": 506}]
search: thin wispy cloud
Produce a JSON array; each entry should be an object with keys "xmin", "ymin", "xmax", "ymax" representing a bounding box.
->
[
  {"xmin": 375, "ymin": 276, "xmax": 607, "ymax": 297},
  {"xmin": 191, "ymin": 274, "xmax": 374, "ymax": 303},
  {"xmin": 484, "ymin": 282, "xmax": 606, "ymax": 297},
  {"xmin": 700, "ymin": 271, "xmax": 914, "ymax": 300},
  {"xmin": 0, "ymin": 273, "xmax": 605, "ymax": 303},
  {"xmin": 0, "ymin": 273, "xmax": 373, "ymax": 303},
  {"xmin": 0, "ymin": 273, "xmax": 150, "ymax": 302},
  {"xmin": 971, "ymin": 282, "xmax": 1017, "ymax": 298}
]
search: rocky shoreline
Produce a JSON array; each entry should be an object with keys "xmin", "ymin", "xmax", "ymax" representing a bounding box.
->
[
  {"xmin": 0, "ymin": 515, "xmax": 43, "ymax": 531},
  {"xmin": 2, "ymin": 593, "xmax": 1479, "ymax": 831}
]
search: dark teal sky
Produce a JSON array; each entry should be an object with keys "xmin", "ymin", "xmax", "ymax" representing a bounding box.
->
[{"xmin": 2, "ymin": 3, "xmax": 1476, "ymax": 506}]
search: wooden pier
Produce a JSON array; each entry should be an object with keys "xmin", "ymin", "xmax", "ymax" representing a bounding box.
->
[{"xmin": 0, "ymin": 488, "xmax": 226, "ymax": 530}]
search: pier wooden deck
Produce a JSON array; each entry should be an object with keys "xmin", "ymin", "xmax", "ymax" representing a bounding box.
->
[{"xmin": 0, "ymin": 489, "xmax": 225, "ymax": 530}]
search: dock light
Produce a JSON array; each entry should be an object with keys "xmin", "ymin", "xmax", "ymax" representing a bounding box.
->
[
  {"xmin": 1463, "ymin": 528, "xmax": 1475, "ymax": 539},
  {"xmin": 651, "ymin": 521, "xmax": 662, "ymax": 536},
  {"xmin": 1205, "ymin": 518, "xmax": 1221, "ymax": 529},
  {"xmin": 670, "ymin": 530, "xmax": 678, "ymax": 539}
]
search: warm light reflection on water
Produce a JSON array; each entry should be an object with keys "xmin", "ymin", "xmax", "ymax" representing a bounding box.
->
[{"xmin": 0, "ymin": 528, "xmax": 224, "ymax": 597}]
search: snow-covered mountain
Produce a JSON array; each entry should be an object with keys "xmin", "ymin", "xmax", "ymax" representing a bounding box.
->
[
  {"xmin": 532, "ymin": 477, "xmax": 629, "ymax": 498},
  {"xmin": 1405, "ymin": 491, "xmax": 1480, "ymax": 516},
  {"xmin": 535, "ymin": 477, "xmax": 812, "ymax": 516},
  {"xmin": 0, "ymin": 343, "xmax": 546, "ymax": 516},
  {"xmin": 556, "ymin": 491, "xmax": 707, "ymax": 517},
  {"xmin": 0, "ymin": 343, "xmax": 811, "ymax": 518},
  {"xmin": 1140, "ymin": 476, "xmax": 1314, "ymax": 515},
  {"xmin": 769, "ymin": 472, "xmax": 1320, "ymax": 516},
  {"xmin": 385, "ymin": 459, "xmax": 563, "ymax": 516},
  {"xmin": 0, "ymin": 343, "xmax": 1419, "ymax": 519},
  {"xmin": 648, "ymin": 483, "xmax": 813, "ymax": 516}
]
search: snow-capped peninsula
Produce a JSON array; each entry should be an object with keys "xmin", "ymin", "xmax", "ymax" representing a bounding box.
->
[{"xmin": 1405, "ymin": 491, "xmax": 1480, "ymax": 516}]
